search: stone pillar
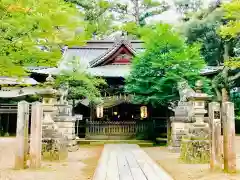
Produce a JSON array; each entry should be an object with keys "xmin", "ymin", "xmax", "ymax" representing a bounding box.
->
[
  {"xmin": 169, "ymin": 101, "xmax": 191, "ymax": 152},
  {"xmin": 222, "ymin": 102, "xmax": 236, "ymax": 173},
  {"xmin": 29, "ymin": 102, "xmax": 43, "ymax": 169},
  {"xmin": 15, "ymin": 101, "xmax": 29, "ymax": 169},
  {"xmin": 209, "ymin": 102, "xmax": 222, "ymax": 170}
]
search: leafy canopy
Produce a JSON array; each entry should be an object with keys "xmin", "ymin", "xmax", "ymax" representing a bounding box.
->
[
  {"xmin": 66, "ymin": 0, "xmax": 116, "ymax": 38},
  {"xmin": 181, "ymin": 3, "xmax": 240, "ymax": 102},
  {"xmin": 125, "ymin": 24, "xmax": 211, "ymax": 107},
  {"xmin": 55, "ymin": 57, "xmax": 106, "ymax": 102},
  {"xmin": 182, "ymin": 8, "xmax": 224, "ymax": 66},
  {"xmin": 220, "ymin": 0, "xmax": 240, "ymax": 38},
  {"xmin": 0, "ymin": 0, "xmax": 86, "ymax": 77},
  {"xmin": 220, "ymin": 0, "xmax": 240, "ymax": 68}
]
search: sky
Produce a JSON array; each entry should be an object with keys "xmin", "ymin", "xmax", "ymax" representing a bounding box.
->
[
  {"xmin": 115, "ymin": 0, "xmax": 229, "ymax": 24},
  {"xmin": 146, "ymin": 0, "xmax": 219, "ymax": 24}
]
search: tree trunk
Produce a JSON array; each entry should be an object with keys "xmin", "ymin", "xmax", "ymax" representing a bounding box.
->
[
  {"xmin": 222, "ymin": 87, "xmax": 229, "ymax": 102},
  {"xmin": 221, "ymin": 43, "xmax": 230, "ymax": 103},
  {"xmin": 132, "ymin": 0, "xmax": 140, "ymax": 25}
]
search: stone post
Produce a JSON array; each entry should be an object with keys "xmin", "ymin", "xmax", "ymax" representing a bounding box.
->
[
  {"xmin": 29, "ymin": 102, "xmax": 43, "ymax": 169},
  {"xmin": 15, "ymin": 101, "xmax": 29, "ymax": 169},
  {"xmin": 209, "ymin": 102, "xmax": 222, "ymax": 170},
  {"xmin": 167, "ymin": 118, "xmax": 172, "ymax": 146},
  {"xmin": 222, "ymin": 102, "xmax": 236, "ymax": 173}
]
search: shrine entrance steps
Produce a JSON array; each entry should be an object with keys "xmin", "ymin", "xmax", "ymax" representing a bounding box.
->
[
  {"xmin": 93, "ymin": 144, "xmax": 173, "ymax": 180},
  {"xmin": 76, "ymin": 139, "xmax": 154, "ymax": 147}
]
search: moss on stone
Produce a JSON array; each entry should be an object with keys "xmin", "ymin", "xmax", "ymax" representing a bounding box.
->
[
  {"xmin": 42, "ymin": 142, "xmax": 68, "ymax": 161},
  {"xmin": 42, "ymin": 150, "xmax": 67, "ymax": 161},
  {"xmin": 180, "ymin": 139, "xmax": 210, "ymax": 164}
]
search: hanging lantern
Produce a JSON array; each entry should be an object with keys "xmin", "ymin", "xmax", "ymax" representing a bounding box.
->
[
  {"xmin": 140, "ymin": 106, "xmax": 148, "ymax": 118},
  {"xmin": 96, "ymin": 105, "xmax": 103, "ymax": 118}
]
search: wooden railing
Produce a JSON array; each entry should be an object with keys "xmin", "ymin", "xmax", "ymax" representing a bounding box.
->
[{"xmin": 85, "ymin": 120, "xmax": 153, "ymax": 139}]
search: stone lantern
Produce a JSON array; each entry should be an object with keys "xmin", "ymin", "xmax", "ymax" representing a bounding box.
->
[
  {"xmin": 187, "ymin": 80, "xmax": 211, "ymax": 125},
  {"xmin": 180, "ymin": 80, "xmax": 212, "ymax": 163},
  {"xmin": 37, "ymin": 74, "xmax": 68, "ymax": 161},
  {"xmin": 40, "ymin": 74, "xmax": 60, "ymax": 107}
]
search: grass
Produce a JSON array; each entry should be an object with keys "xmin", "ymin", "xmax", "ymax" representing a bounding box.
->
[{"xmin": 77, "ymin": 139, "xmax": 155, "ymax": 147}]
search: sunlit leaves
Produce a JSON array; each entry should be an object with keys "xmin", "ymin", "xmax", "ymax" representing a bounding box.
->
[
  {"xmin": 220, "ymin": 0, "xmax": 240, "ymax": 38},
  {"xmin": 125, "ymin": 24, "xmax": 211, "ymax": 107},
  {"xmin": 0, "ymin": 0, "xmax": 86, "ymax": 77},
  {"xmin": 218, "ymin": 0, "xmax": 240, "ymax": 68},
  {"xmin": 55, "ymin": 57, "xmax": 106, "ymax": 102}
]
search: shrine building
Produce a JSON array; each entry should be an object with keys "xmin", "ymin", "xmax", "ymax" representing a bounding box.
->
[{"xmin": 0, "ymin": 36, "xmax": 223, "ymax": 140}]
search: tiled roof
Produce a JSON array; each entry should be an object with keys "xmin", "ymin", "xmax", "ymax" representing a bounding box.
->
[
  {"xmin": 29, "ymin": 39, "xmax": 224, "ymax": 77},
  {"xmin": 200, "ymin": 66, "xmax": 224, "ymax": 75},
  {"xmin": 89, "ymin": 39, "xmax": 137, "ymax": 67},
  {"xmin": 0, "ymin": 77, "xmax": 39, "ymax": 85}
]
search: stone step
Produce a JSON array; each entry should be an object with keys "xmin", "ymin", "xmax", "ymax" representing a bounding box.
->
[{"xmin": 76, "ymin": 139, "xmax": 154, "ymax": 147}]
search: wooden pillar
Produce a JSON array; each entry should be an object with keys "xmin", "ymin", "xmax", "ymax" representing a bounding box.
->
[
  {"xmin": 90, "ymin": 102, "xmax": 95, "ymax": 121},
  {"xmin": 29, "ymin": 102, "xmax": 43, "ymax": 169},
  {"xmin": 222, "ymin": 102, "xmax": 236, "ymax": 173},
  {"xmin": 15, "ymin": 101, "xmax": 29, "ymax": 169},
  {"xmin": 209, "ymin": 102, "xmax": 222, "ymax": 170}
]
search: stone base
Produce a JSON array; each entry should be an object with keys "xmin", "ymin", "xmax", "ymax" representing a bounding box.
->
[
  {"xmin": 42, "ymin": 138, "xmax": 68, "ymax": 161},
  {"xmin": 55, "ymin": 121, "xmax": 76, "ymax": 140},
  {"xmin": 180, "ymin": 139, "xmax": 210, "ymax": 164},
  {"xmin": 170, "ymin": 122, "xmax": 186, "ymax": 151}
]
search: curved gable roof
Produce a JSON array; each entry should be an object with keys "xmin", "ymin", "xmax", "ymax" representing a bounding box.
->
[{"xmin": 89, "ymin": 39, "xmax": 137, "ymax": 67}]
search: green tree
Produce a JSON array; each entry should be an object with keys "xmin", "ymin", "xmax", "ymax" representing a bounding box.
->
[
  {"xmin": 55, "ymin": 57, "xmax": 106, "ymax": 106},
  {"xmin": 125, "ymin": 24, "xmax": 211, "ymax": 109},
  {"xmin": 183, "ymin": 7, "xmax": 224, "ymax": 66},
  {"xmin": 220, "ymin": 0, "xmax": 240, "ymax": 39},
  {"xmin": 114, "ymin": 0, "xmax": 170, "ymax": 38},
  {"xmin": 117, "ymin": 0, "xmax": 170, "ymax": 26},
  {"xmin": 66, "ymin": 0, "xmax": 170, "ymax": 38},
  {"xmin": 220, "ymin": 0, "xmax": 240, "ymax": 68},
  {"xmin": 66, "ymin": 0, "xmax": 116, "ymax": 38},
  {"xmin": 0, "ymin": 0, "xmax": 87, "ymax": 77},
  {"xmin": 182, "ymin": 3, "xmax": 240, "ymax": 102}
]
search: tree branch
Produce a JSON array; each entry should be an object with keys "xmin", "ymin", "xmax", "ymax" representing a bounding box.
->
[{"xmin": 228, "ymin": 71, "xmax": 240, "ymax": 82}]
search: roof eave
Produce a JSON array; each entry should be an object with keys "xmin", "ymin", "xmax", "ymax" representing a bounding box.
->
[{"xmin": 89, "ymin": 41, "xmax": 137, "ymax": 68}]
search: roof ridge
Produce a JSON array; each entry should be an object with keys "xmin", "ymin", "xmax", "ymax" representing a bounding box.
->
[{"xmin": 89, "ymin": 39, "xmax": 136, "ymax": 67}]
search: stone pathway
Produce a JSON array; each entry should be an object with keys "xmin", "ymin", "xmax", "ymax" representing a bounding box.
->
[{"xmin": 93, "ymin": 144, "xmax": 173, "ymax": 180}]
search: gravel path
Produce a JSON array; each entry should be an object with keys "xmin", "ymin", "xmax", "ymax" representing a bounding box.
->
[
  {"xmin": 0, "ymin": 138, "xmax": 102, "ymax": 180},
  {"xmin": 144, "ymin": 136, "xmax": 240, "ymax": 180}
]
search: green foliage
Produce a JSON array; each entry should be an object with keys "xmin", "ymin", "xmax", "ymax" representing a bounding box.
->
[
  {"xmin": 114, "ymin": 0, "xmax": 170, "ymax": 35},
  {"xmin": 183, "ymin": 8, "xmax": 224, "ymax": 66},
  {"xmin": 67, "ymin": 0, "xmax": 170, "ymax": 38},
  {"xmin": 55, "ymin": 57, "xmax": 106, "ymax": 102},
  {"xmin": 125, "ymin": 24, "xmax": 211, "ymax": 107},
  {"xmin": 66, "ymin": 0, "xmax": 116, "ymax": 38},
  {"xmin": 219, "ymin": 0, "xmax": 240, "ymax": 68},
  {"xmin": 220, "ymin": 0, "xmax": 240, "ymax": 38},
  {"xmin": 230, "ymin": 91, "xmax": 240, "ymax": 117},
  {"xmin": 0, "ymin": 0, "xmax": 86, "ymax": 77},
  {"xmin": 182, "ymin": 4, "xmax": 240, "ymax": 101}
]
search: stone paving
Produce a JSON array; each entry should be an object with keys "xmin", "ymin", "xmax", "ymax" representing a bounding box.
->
[{"xmin": 93, "ymin": 144, "xmax": 173, "ymax": 180}]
